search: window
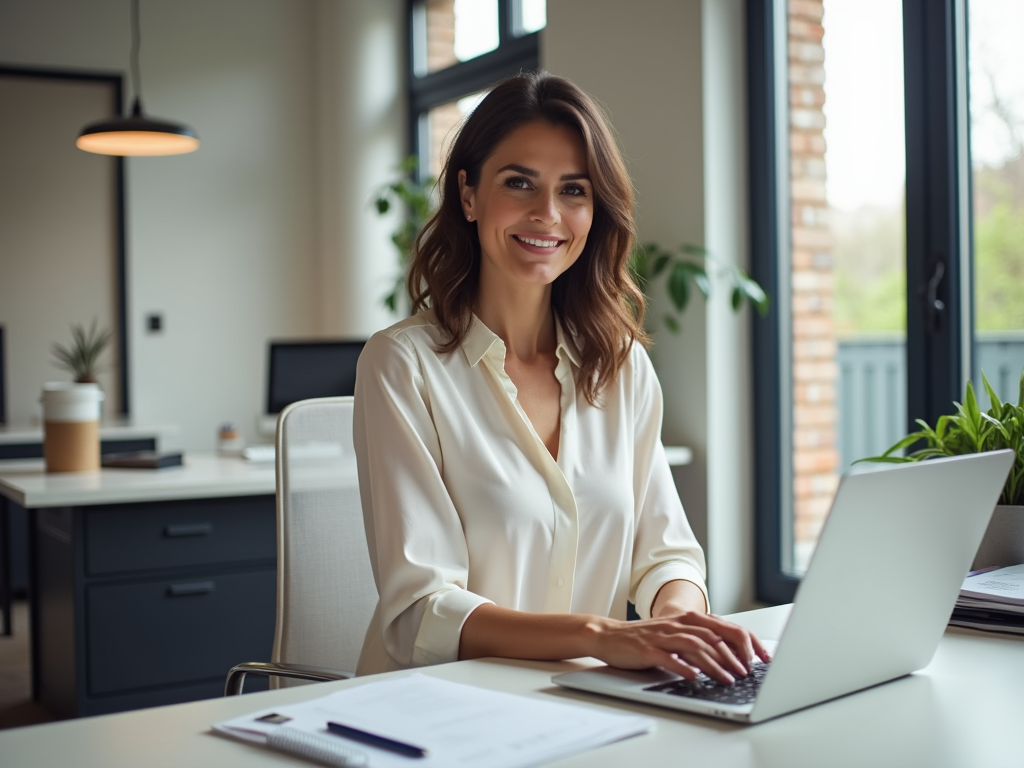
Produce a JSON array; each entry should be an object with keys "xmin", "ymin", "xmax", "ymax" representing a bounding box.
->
[
  {"xmin": 409, "ymin": 0, "xmax": 544, "ymax": 178},
  {"xmin": 968, "ymin": 1, "xmax": 1024, "ymax": 405},
  {"xmin": 749, "ymin": 0, "xmax": 1017, "ymax": 603}
]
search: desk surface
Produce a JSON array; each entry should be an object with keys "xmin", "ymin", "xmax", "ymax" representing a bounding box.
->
[
  {"xmin": 0, "ymin": 454, "xmax": 275, "ymax": 508},
  {"xmin": 1, "ymin": 604, "xmax": 1021, "ymax": 768},
  {"xmin": 0, "ymin": 420, "xmax": 178, "ymax": 446}
]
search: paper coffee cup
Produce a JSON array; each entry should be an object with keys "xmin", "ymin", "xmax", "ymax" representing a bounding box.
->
[{"xmin": 40, "ymin": 382, "xmax": 105, "ymax": 472}]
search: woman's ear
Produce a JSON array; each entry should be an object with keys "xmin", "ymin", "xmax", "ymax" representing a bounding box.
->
[{"xmin": 458, "ymin": 169, "xmax": 475, "ymax": 222}]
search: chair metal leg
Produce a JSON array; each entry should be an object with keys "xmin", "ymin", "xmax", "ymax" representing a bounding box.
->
[{"xmin": 225, "ymin": 661, "xmax": 353, "ymax": 696}]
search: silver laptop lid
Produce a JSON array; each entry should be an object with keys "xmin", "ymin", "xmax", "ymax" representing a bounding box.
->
[{"xmin": 751, "ymin": 450, "xmax": 1013, "ymax": 722}]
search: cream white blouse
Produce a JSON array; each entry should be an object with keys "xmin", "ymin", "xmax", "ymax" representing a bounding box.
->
[{"xmin": 353, "ymin": 310, "xmax": 707, "ymax": 675}]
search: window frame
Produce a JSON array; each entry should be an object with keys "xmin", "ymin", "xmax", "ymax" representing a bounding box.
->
[
  {"xmin": 747, "ymin": 0, "xmax": 973, "ymax": 604},
  {"xmin": 407, "ymin": 0, "xmax": 541, "ymax": 172}
]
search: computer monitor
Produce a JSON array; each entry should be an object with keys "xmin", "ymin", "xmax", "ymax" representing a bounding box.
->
[{"xmin": 265, "ymin": 339, "xmax": 366, "ymax": 417}]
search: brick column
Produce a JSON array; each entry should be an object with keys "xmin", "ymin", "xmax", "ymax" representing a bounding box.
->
[{"xmin": 789, "ymin": 0, "xmax": 838, "ymax": 565}]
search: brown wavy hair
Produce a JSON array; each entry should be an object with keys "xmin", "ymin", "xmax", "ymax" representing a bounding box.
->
[{"xmin": 408, "ymin": 71, "xmax": 647, "ymax": 405}]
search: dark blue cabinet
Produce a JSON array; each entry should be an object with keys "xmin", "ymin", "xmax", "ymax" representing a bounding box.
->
[{"xmin": 30, "ymin": 494, "xmax": 276, "ymax": 718}]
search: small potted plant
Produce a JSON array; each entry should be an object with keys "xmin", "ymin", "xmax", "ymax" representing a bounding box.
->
[
  {"xmin": 859, "ymin": 369, "xmax": 1024, "ymax": 568},
  {"xmin": 51, "ymin": 319, "xmax": 113, "ymax": 383}
]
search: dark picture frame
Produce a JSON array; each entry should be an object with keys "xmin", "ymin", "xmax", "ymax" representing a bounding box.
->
[{"xmin": 0, "ymin": 64, "xmax": 130, "ymax": 415}]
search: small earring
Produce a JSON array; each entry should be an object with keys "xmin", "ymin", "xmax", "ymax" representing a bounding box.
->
[{"xmin": 466, "ymin": 213, "xmax": 473, "ymax": 222}]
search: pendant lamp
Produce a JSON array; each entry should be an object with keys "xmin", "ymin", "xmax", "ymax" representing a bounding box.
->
[{"xmin": 77, "ymin": 0, "xmax": 199, "ymax": 156}]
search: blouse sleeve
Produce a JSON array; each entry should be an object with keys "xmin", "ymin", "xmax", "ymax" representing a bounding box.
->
[
  {"xmin": 353, "ymin": 331, "xmax": 494, "ymax": 668},
  {"xmin": 628, "ymin": 345, "xmax": 710, "ymax": 618}
]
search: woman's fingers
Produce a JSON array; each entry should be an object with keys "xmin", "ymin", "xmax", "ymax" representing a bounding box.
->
[
  {"xmin": 672, "ymin": 612, "xmax": 768, "ymax": 670},
  {"xmin": 751, "ymin": 633, "xmax": 773, "ymax": 663},
  {"xmin": 664, "ymin": 617, "xmax": 750, "ymax": 677},
  {"xmin": 594, "ymin": 613, "xmax": 771, "ymax": 685}
]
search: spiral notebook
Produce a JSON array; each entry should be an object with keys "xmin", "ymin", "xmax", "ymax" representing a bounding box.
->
[{"xmin": 212, "ymin": 673, "xmax": 652, "ymax": 768}]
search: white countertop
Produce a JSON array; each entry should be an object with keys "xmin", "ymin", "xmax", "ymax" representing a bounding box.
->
[
  {"xmin": 0, "ymin": 454, "xmax": 275, "ymax": 508},
  {"xmin": 0, "ymin": 420, "xmax": 178, "ymax": 445}
]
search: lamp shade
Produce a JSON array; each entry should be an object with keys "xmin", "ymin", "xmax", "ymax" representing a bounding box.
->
[{"xmin": 77, "ymin": 99, "xmax": 199, "ymax": 157}]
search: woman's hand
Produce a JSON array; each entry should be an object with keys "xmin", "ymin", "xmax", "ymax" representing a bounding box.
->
[{"xmin": 583, "ymin": 611, "xmax": 772, "ymax": 685}]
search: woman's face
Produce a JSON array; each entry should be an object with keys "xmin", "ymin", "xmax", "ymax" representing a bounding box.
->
[{"xmin": 459, "ymin": 121, "xmax": 594, "ymax": 291}]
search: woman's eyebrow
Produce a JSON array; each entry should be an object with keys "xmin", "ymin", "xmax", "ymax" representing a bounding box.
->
[{"xmin": 496, "ymin": 163, "xmax": 590, "ymax": 181}]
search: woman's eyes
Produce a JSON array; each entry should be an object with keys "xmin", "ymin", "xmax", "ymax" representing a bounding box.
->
[
  {"xmin": 504, "ymin": 175, "xmax": 532, "ymax": 190},
  {"xmin": 502, "ymin": 176, "xmax": 588, "ymax": 197}
]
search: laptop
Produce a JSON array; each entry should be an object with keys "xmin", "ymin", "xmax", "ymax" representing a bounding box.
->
[{"xmin": 552, "ymin": 450, "xmax": 1014, "ymax": 724}]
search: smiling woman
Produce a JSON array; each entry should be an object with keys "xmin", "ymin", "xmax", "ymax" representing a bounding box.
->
[{"xmin": 353, "ymin": 72, "xmax": 770, "ymax": 683}]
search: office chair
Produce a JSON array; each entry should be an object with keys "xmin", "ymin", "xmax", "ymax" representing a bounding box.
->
[{"xmin": 225, "ymin": 396, "xmax": 377, "ymax": 695}]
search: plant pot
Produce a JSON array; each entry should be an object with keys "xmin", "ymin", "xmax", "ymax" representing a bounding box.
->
[
  {"xmin": 40, "ymin": 382, "xmax": 105, "ymax": 472},
  {"xmin": 972, "ymin": 505, "xmax": 1024, "ymax": 570}
]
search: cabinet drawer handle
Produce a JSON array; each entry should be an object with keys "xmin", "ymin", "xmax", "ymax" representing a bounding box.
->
[
  {"xmin": 164, "ymin": 523, "xmax": 213, "ymax": 538},
  {"xmin": 167, "ymin": 581, "xmax": 215, "ymax": 597}
]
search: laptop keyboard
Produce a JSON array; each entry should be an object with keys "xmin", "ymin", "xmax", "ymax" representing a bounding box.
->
[{"xmin": 643, "ymin": 661, "xmax": 771, "ymax": 706}]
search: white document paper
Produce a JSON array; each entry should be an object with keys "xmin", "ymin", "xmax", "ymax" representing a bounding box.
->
[
  {"xmin": 960, "ymin": 563, "xmax": 1024, "ymax": 606},
  {"xmin": 213, "ymin": 673, "xmax": 653, "ymax": 768}
]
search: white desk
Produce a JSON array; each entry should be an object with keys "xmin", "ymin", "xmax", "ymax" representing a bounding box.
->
[
  {"xmin": 0, "ymin": 453, "xmax": 275, "ymax": 507},
  {"xmin": 1, "ymin": 604, "xmax": 1021, "ymax": 767},
  {"xmin": 0, "ymin": 455, "xmax": 278, "ymax": 718}
]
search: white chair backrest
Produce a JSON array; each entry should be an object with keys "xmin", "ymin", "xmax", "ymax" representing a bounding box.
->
[{"xmin": 272, "ymin": 396, "xmax": 376, "ymax": 679}]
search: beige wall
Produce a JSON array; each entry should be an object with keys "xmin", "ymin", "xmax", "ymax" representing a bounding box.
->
[
  {"xmin": 0, "ymin": 76, "xmax": 121, "ymax": 422},
  {"xmin": 543, "ymin": 0, "xmax": 756, "ymax": 613},
  {"xmin": 0, "ymin": 0, "xmax": 405, "ymax": 450}
]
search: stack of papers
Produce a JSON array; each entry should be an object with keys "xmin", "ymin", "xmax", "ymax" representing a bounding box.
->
[
  {"xmin": 949, "ymin": 563, "xmax": 1024, "ymax": 635},
  {"xmin": 212, "ymin": 673, "xmax": 653, "ymax": 768}
]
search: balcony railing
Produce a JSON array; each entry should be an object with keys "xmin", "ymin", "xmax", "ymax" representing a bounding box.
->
[{"xmin": 836, "ymin": 335, "xmax": 1024, "ymax": 472}]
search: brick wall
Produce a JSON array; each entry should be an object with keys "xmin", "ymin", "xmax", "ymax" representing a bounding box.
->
[
  {"xmin": 423, "ymin": 0, "xmax": 465, "ymax": 177},
  {"xmin": 789, "ymin": 0, "xmax": 839, "ymax": 560}
]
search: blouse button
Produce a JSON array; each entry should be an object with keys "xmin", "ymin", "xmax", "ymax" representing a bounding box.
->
[{"xmin": 557, "ymin": 577, "xmax": 564, "ymax": 587}]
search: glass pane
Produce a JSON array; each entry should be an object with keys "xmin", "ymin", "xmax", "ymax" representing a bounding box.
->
[
  {"xmin": 422, "ymin": 0, "xmax": 499, "ymax": 75},
  {"xmin": 968, "ymin": 0, "xmax": 1024, "ymax": 409},
  {"xmin": 786, "ymin": 0, "xmax": 907, "ymax": 573},
  {"xmin": 517, "ymin": 0, "xmax": 547, "ymax": 35},
  {"xmin": 423, "ymin": 91, "xmax": 488, "ymax": 179}
]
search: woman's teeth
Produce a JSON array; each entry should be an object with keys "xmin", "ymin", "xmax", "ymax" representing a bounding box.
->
[{"xmin": 516, "ymin": 236, "xmax": 560, "ymax": 247}]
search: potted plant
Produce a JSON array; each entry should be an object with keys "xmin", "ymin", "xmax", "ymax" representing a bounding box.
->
[
  {"xmin": 51, "ymin": 319, "xmax": 113, "ymax": 383},
  {"xmin": 859, "ymin": 369, "xmax": 1024, "ymax": 568}
]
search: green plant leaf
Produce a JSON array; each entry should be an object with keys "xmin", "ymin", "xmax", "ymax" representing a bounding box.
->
[
  {"xmin": 981, "ymin": 370, "xmax": 1002, "ymax": 414},
  {"xmin": 50, "ymin": 319, "xmax": 112, "ymax": 380},
  {"xmin": 879, "ymin": 431, "xmax": 929, "ymax": 457},
  {"xmin": 668, "ymin": 262, "xmax": 691, "ymax": 312},
  {"xmin": 739, "ymin": 274, "xmax": 769, "ymax": 315},
  {"xmin": 731, "ymin": 286, "xmax": 742, "ymax": 311},
  {"xmin": 651, "ymin": 254, "xmax": 671, "ymax": 278},
  {"xmin": 663, "ymin": 314, "xmax": 680, "ymax": 334},
  {"xmin": 691, "ymin": 267, "xmax": 711, "ymax": 298},
  {"xmin": 853, "ymin": 455, "xmax": 912, "ymax": 464}
]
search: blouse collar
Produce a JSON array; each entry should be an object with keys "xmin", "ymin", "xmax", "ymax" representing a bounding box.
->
[{"xmin": 461, "ymin": 312, "xmax": 582, "ymax": 369}]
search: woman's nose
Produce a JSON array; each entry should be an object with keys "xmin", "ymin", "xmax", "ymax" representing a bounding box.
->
[{"xmin": 530, "ymin": 190, "xmax": 559, "ymax": 224}]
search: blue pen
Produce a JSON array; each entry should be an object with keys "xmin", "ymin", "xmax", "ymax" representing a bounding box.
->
[{"xmin": 326, "ymin": 721, "xmax": 428, "ymax": 758}]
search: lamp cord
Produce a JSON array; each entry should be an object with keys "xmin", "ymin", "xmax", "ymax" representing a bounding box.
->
[{"xmin": 129, "ymin": 0, "xmax": 143, "ymax": 110}]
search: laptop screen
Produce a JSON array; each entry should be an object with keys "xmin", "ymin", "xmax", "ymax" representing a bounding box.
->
[{"xmin": 265, "ymin": 339, "xmax": 366, "ymax": 415}]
